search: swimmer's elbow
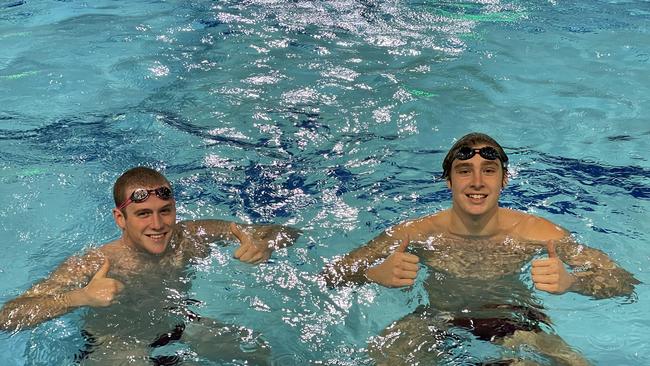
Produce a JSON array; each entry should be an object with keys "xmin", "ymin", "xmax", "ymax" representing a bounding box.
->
[
  {"xmin": 319, "ymin": 264, "xmax": 345, "ymax": 288},
  {"xmin": 577, "ymin": 271, "xmax": 641, "ymax": 300},
  {"xmin": 615, "ymin": 275, "xmax": 641, "ymax": 299},
  {"xmin": 319, "ymin": 271, "xmax": 339, "ymax": 288},
  {"xmin": 0, "ymin": 304, "xmax": 27, "ymax": 332},
  {"xmin": 0, "ymin": 315, "xmax": 10, "ymax": 332},
  {"xmin": 282, "ymin": 226, "xmax": 302, "ymax": 243},
  {"xmin": 611, "ymin": 269, "xmax": 641, "ymax": 298},
  {"xmin": 269, "ymin": 226, "xmax": 301, "ymax": 249}
]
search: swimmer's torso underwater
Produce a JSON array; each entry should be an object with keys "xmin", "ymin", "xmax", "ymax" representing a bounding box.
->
[
  {"xmin": 323, "ymin": 210, "xmax": 639, "ymax": 365},
  {"xmin": 77, "ymin": 233, "xmax": 271, "ymax": 365},
  {"xmin": 413, "ymin": 235, "xmax": 544, "ymax": 314}
]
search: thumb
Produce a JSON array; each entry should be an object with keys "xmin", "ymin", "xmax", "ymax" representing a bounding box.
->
[
  {"xmin": 396, "ymin": 235, "xmax": 410, "ymax": 253},
  {"xmin": 230, "ymin": 222, "xmax": 248, "ymax": 246},
  {"xmin": 546, "ymin": 240, "xmax": 558, "ymax": 258},
  {"xmin": 93, "ymin": 257, "xmax": 111, "ymax": 279}
]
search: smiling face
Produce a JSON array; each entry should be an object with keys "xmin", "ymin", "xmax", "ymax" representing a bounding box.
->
[
  {"xmin": 446, "ymin": 144, "xmax": 507, "ymax": 218},
  {"xmin": 112, "ymin": 185, "xmax": 177, "ymax": 256}
]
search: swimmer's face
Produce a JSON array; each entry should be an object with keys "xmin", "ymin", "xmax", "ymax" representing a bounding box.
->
[
  {"xmin": 113, "ymin": 185, "xmax": 177, "ymax": 255},
  {"xmin": 447, "ymin": 144, "xmax": 507, "ymax": 217}
]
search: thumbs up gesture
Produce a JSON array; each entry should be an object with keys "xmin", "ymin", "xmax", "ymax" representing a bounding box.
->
[
  {"xmin": 80, "ymin": 258, "xmax": 125, "ymax": 307},
  {"xmin": 366, "ymin": 236, "xmax": 420, "ymax": 288},
  {"xmin": 531, "ymin": 241, "xmax": 576, "ymax": 294},
  {"xmin": 231, "ymin": 223, "xmax": 272, "ymax": 265}
]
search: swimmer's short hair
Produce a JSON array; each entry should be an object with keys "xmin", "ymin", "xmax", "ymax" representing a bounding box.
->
[
  {"xmin": 442, "ymin": 132, "xmax": 509, "ymax": 180},
  {"xmin": 113, "ymin": 166, "xmax": 171, "ymax": 208}
]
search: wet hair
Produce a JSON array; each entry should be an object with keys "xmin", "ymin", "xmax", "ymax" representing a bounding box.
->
[
  {"xmin": 113, "ymin": 166, "xmax": 171, "ymax": 208},
  {"xmin": 441, "ymin": 132, "xmax": 509, "ymax": 180}
]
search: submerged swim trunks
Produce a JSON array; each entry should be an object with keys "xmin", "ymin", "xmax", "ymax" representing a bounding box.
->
[
  {"xmin": 413, "ymin": 303, "xmax": 548, "ymax": 341},
  {"xmin": 369, "ymin": 304, "xmax": 576, "ymax": 366},
  {"xmin": 75, "ymin": 324, "xmax": 187, "ymax": 365},
  {"xmin": 75, "ymin": 300, "xmax": 202, "ymax": 365}
]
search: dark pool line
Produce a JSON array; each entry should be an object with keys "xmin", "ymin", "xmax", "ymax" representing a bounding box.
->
[{"xmin": 3, "ymin": 1, "xmax": 25, "ymax": 9}]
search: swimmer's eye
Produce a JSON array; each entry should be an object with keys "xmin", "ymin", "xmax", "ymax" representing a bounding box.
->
[
  {"xmin": 136, "ymin": 211, "xmax": 152, "ymax": 218},
  {"xmin": 456, "ymin": 168, "xmax": 471, "ymax": 175},
  {"xmin": 483, "ymin": 167, "xmax": 498, "ymax": 175}
]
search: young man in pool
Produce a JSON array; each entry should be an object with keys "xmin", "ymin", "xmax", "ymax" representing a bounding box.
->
[
  {"xmin": 0, "ymin": 166, "xmax": 300, "ymax": 365},
  {"xmin": 322, "ymin": 132, "xmax": 639, "ymax": 365}
]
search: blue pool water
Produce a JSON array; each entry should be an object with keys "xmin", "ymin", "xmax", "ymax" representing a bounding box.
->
[{"xmin": 1, "ymin": 0, "xmax": 649, "ymax": 364}]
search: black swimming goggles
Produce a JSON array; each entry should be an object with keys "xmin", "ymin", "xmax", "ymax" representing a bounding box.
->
[
  {"xmin": 117, "ymin": 186, "xmax": 174, "ymax": 210},
  {"xmin": 455, "ymin": 146, "xmax": 501, "ymax": 161}
]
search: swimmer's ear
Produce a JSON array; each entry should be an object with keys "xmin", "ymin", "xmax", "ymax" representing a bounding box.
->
[
  {"xmin": 501, "ymin": 168, "xmax": 509, "ymax": 188},
  {"xmin": 446, "ymin": 177, "xmax": 452, "ymax": 190},
  {"xmin": 112, "ymin": 208, "xmax": 126, "ymax": 230}
]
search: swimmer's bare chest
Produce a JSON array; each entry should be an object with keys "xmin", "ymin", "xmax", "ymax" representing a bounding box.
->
[{"xmin": 414, "ymin": 237, "xmax": 543, "ymax": 279}]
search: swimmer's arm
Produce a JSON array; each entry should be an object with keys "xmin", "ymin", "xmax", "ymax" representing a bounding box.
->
[
  {"xmin": 178, "ymin": 220, "xmax": 301, "ymax": 258},
  {"xmin": 321, "ymin": 230, "xmax": 403, "ymax": 287},
  {"xmin": 179, "ymin": 219, "xmax": 234, "ymax": 240},
  {"xmin": 238, "ymin": 222, "xmax": 302, "ymax": 250},
  {"xmin": 556, "ymin": 239, "xmax": 640, "ymax": 299},
  {"xmin": 0, "ymin": 253, "xmax": 101, "ymax": 331}
]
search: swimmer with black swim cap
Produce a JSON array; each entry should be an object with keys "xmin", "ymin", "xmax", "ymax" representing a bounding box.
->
[{"xmin": 322, "ymin": 132, "xmax": 639, "ymax": 365}]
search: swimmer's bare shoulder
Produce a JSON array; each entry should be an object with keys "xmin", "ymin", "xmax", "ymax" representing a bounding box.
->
[
  {"xmin": 98, "ymin": 239, "xmax": 126, "ymax": 259},
  {"xmin": 397, "ymin": 210, "xmax": 450, "ymax": 242},
  {"xmin": 96, "ymin": 239, "xmax": 152, "ymax": 273},
  {"xmin": 502, "ymin": 208, "xmax": 569, "ymax": 242}
]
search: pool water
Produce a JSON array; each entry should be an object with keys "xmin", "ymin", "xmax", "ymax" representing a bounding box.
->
[{"xmin": 1, "ymin": 0, "xmax": 649, "ymax": 364}]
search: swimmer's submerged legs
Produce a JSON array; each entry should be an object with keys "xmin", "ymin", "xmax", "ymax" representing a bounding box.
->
[
  {"xmin": 500, "ymin": 330, "xmax": 591, "ymax": 366},
  {"xmin": 368, "ymin": 307, "xmax": 591, "ymax": 366},
  {"xmin": 76, "ymin": 334, "xmax": 151, "ymax": 366},
  {"xmin": 368, "ymin": 311, "xmax": 450, "ymax": 366},
  {"xmin": 77, "ymin": 318, "xmax": 271, "ymax": 365},
  {"xmin": 181, "ymin": 317, "xmax": 271, "ymax": 365}
]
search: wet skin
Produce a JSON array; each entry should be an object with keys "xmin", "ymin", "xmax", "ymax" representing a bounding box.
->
[
  {"xmin": 322, "ymin": 144, "xmax": 638, "ymax": 365},
  {"xmin": 112, "ymin": 185, "xmax": 177, "ymax": 256}
]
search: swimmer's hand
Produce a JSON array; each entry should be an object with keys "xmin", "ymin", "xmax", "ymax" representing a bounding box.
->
[
  {"xmin": 231, "ymin": 223, "xmax": 272, "ymax": 265},
  {"xmin": 71, "ymin": 258, "xmax": 125, "ymax": 307},
  {"xmin": 366, "ymin": 237, "xmax": 420, "ymax": 288},
  {"xmin": 531, "ymin": 241, "xmax": 576, "ymax": 294}
]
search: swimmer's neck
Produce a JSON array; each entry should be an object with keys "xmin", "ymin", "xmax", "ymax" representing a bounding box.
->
[
  {"xmin": 446, "ymin": 206, "xmax": 502, "ymax": 238},
  {"xmin": 115, "ymin": 238, "xmax": 173, "ymax": 263}
]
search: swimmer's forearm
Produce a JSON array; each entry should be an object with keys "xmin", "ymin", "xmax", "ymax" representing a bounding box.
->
[
  {"xmin": 257, "ymin": 225, "xmax": 301, "ymax": 249},
  {"xmin": 322, "ymin": 233, "xmax": 399, "ymax": 286},
  {"xmin": 321, "ymin": 267, "xmax": 368, "ymax": 287},
  {"xmin": 0, "ymin": 290, "xmax": 87, "ymax": 331},
  {"xmin": 556, "ymin": 240, "xmax": 640, "ymax": 299},
  {"xmin": 321, "ymin": 259, "xmax": 375, "ymax": 287},
  {"xmin": 568, "ymin": 268, "xmax": 640, "ymax": 299}
]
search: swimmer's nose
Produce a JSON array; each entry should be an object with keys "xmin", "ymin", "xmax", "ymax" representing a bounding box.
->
[
  {"xmin": 470, "ymin": 170, "xmax": 484, "ymax": 187},
  {"xmin": 150, "ymin": 212, "xmax": 164, "ymax": 229}
]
